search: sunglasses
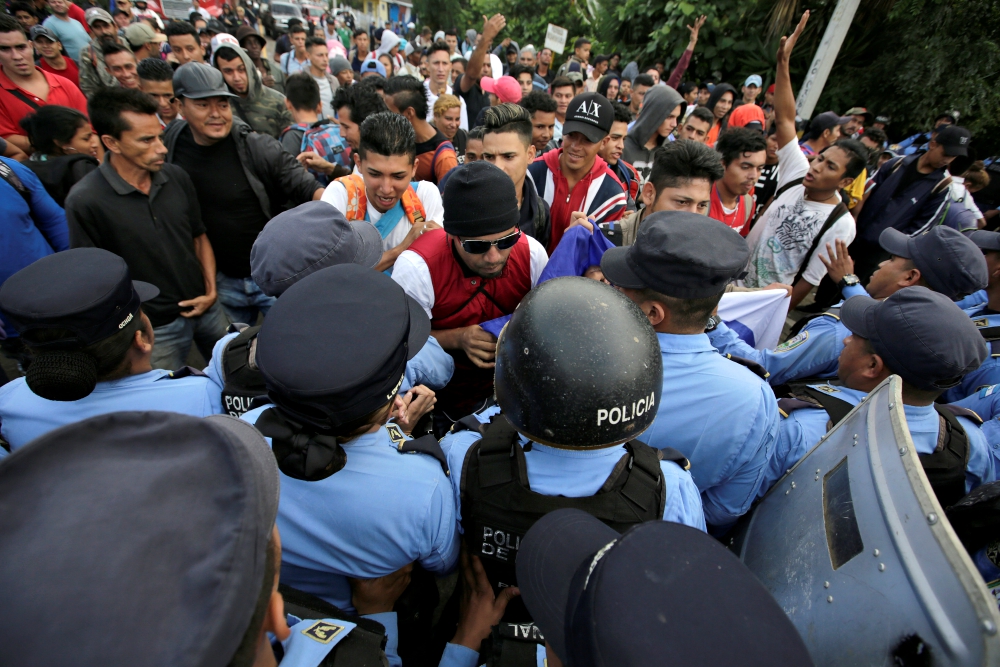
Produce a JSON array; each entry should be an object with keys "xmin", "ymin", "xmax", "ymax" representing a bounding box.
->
[{"xmin": 460, "ymin": 230, "xmax": 521, "ymax": 254}]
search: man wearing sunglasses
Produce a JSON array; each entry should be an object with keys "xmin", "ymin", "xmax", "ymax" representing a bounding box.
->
[{"xmin": 393, "ymin": 160, "xmax": 548, "ymax": 433}]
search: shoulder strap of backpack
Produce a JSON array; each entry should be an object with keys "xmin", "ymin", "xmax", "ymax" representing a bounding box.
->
[
  {"xmin": 7, "ymin": 88, "xmax": 41, "ymax": 111},
  {"xmin": 741, "ymin": 193, "xmax": 754, "ymax": 226},
  {"xmin": 773, "ymin": 176, "xmax": 804, "ymax": 201},
  {"xmin": 0, "ymin": 160, "xmax": 32, "ymax": 205},
  {"xmin": 793, "ymin": 199, "xmax": 849, "ymax": 285},
  {"xmin": 803, "ymin": 386, "xmax": 855, "ymax": 426},
  {"xmin": 430, "ymin": 140, "xmax": 454, "ymax": 181}
]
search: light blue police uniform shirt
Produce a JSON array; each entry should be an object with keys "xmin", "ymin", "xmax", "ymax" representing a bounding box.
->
[
  {"xmin": 277, "ymin": 612, "xmax": 401, "ymax": 667},
  {"xmin": 0, "ymin": 369, "xmax": 223, "ymax": 450},
  {"xmin": 641, "ymin": 332, "xmax": 779, "ymax": 529},
  {"xmin": 952, "ymin": 384, "xmax": 1000, "ymax": 452},
  {"xmin": 206, "ymin": 332, "xmax": 454, "ymax": 398},
  {"xmin": 440, "ymin": 405, "xmax": 707, "ymax": 533},
  {"xmin": 241, "ymin": 405, "xmax": 460, "ymax": 617},
  {"xmin": 771, "ymin": 385, "xmax": 997, "ymax": 498},
  {"xmin": 956, "ymin": 289, "xmax": 988, "ymax": 310},
  {"xmin": 939, "ymin": 305, "xmax": 1000, "ymax": 403}
]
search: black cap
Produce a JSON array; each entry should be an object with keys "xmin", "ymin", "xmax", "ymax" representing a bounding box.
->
[
  {"xmin": 562, "ymin": 92, "xmax": 614, "ymax": 143},
  {"xmin": 841, "ymin": 286, "xmax": 987, "ymax": 390},
  {"xmin": 442, "ymin": 160, "xmax": 519, "ymax": 237},
  {"xmin": 878, "ymin": 227, "xmax": 987, "ymax": 299},
  {"xmin": 968, "ymin": 230, "xmax": 1000, "ymax": 252},
  {"xmin": 250, "ymin": 202, "xmax": 384, "ymax": 297},
  {"xmin": 935, "ymin": 125, "xmax": 971, "ymax": 157},
  {"xmin": 203, "ymin": 17, "xmax": 226, "ymax": 34},
  {"xmin": 0, "ymin": 248, "xmax": 158, "ymax": 347},
  {"xmin": 808, "ymin": 110, "xmax": 850, "ymax": 138},
  {"xmin": 0, "ymin": 411, "xmax": 279, "ymax": 666},
  {"xmin": 601, "ymin": 211, "xmax": 749, "ymax": 298},
  {"xmin": 516, "ymin": 509, "xmax": 815, "ymax": 667},
  {"xmin": 173, "ymin": 61, "xmax": 238, "ymax": 99},
  {"xmin": 255, "ymin": 264, "xmax": 430, "ymax": 430}
]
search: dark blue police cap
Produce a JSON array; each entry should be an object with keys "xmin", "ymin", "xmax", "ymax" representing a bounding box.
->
[
  {"xmin": 878, "ymin": 227, "xmax": 987, "ymax": 300},
  {"xmin": 601, "ymin": 211, "xmax": 749, "ymax": 298},
  {"xmin": 968, "ymin": 230, "xmax": 1000, "ymax": 252},
  {"xmin": 841, "ymin": 286, "xmax": 987, "ymax": 390},
  {"xmin": 255, "ymin": 264, "xmax": 430, "ymax": 430},
  {"xmin": 517, "ymin": 509, "xmax": 814, "ymax": 667},
  {"xmin": 0, "ymin": 248, "xmax": 158, "ymax": 347},
  {"xmin": 0, "ymin": 411, "xmax": 279, "ymax": 667}
]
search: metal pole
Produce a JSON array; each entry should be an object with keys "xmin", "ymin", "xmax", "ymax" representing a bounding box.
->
[{"xmin": 795, "ymin": 0, "xmax": 862, "ymax": 119}]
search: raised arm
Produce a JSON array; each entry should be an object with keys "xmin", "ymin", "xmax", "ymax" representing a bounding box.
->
[
  {"xmin": 461, "ymin": 14, "xmax": 506, "ymax": 93},
  {"xmin": 774, "ymin": 11, "xmax": 809, "ymax": 149}
]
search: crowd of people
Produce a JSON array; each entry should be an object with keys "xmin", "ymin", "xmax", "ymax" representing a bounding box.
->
[{"xmin": 2, "ymin": 3, "xmax": 1000, "ymax": 666}]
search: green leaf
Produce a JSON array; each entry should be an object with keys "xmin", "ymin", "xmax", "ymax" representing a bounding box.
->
[{"xmin": 678, "ymin": 2, "xmax": 695, "ymax": 16}]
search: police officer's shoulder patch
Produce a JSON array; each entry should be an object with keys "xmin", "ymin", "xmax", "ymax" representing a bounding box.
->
[
  {"xmin": 812, "ymin": 384, "xmax": 841, "ymax": 394},
  {"xmin": 775, "ymin": 331, "xmax": 809, "ymax": 352},
  {"xmin": 975, "ymin": 317, "xmax": 990, "ymax": 328},
  {"xmin": 301, "ymin": 620, "xmax": 346, "ymax": 644},
  {"xmin": 385, "ymin": 423, "xmax": 406, "ymax": 447},
  {"xmin": 978, "ymin": 384, "xmax": 998, "ymax": 398}
]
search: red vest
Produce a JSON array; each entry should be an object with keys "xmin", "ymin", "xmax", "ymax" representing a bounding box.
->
[{"xmin": 408, "ymin": 229, "xmax": 533, "ymax": 416}]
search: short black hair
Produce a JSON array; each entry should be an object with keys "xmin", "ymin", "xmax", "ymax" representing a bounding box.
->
[
  {"xmin": 19, "ymin": 105, "xmax": 88, "ymax": 155},
  {"xmin": 716, "ymin": 127, "xmax": 767, "ymax": 166},
  {"xmin": 649, "ymin": 140, "xmax": 724, "ymax": 193},
  {"xmin": 427, "ymin": 40, "xmax": 450, "ymax": 58},
  {"xmin": 288, "ymin": 24, "xmax": 307, "ymax": 35},
  {"xmin": 358, "ymin": 111, "xmax": 416, "ymax": 163},
  {"xmin": 573, "ymin": 37, "xmax": 591, "ymax": 50},
  {"xmin": 632, "ymin": 73, "xmax": 655, "ymax": 88},
  {"xmin": 444, "ymin": 28, "xmax": 457, "ymax": 37},
  {"xmin": 863, "ymin": 127, "xmax": 887, "ymax": 145},
  {"xmin": 637, "ymin": 289, "xmax": 723, "ymax": 329},
  {"xmin": 509, "ymin": 64, "xmax": 533, "ymax": 80},
  {"xmin": 0, "ymin": 13, "xmax": 27, "ymax": 37},
  {"xmin": 285, "ymin": 72, "xmax": 320, "ymax": 111},
  {"xmin": 101, "ymin": 41, "xmax": 133, "ymax": 58},
  {"xmin": 823, "ymin": 138, "xmax": 869, "ymax": 179},
  {"xmin": 384, "ymin": 75, "xmax": 428, "ymax": 119},
  {"xmin": 306, "ymin": 36, "xmax": 326, "ymax": 50},
  {"xmin": 677, "ymin": 82, "xmax": 696, "ymax": 96},
  {"xmin": 10, "ymin": 2, "xmax": 36, "ymax": 17},
  {"xmin": 333, "ymin": 81, "xmax": 388, "ymax": 125},
  {"xmin": 593, "ymin": 54, "xmax": 608, "ymax": 66},
  {"xmin": 451, "ymin": 56, "xmax": 466, "ymax": 67},
  {"xmin": 468, "ymin": 126, "xmax": 485, "ymax": 141},
  {"xmin": 137, "ymin": 57, "xmax": 173, "ymax": 82},
  {"xmin": 519, "ymin": 90, "xmax": 557, "ymax": 116},
  {"xmin": 164, "ymin": 20, "xmax": 198, "ymax": 39},
  {"xmin": 687, "ymin": 106, "xmax": 714, "ymax": 126},
  {"xmin": 483, "ymin": 103, "xmax": 532, "ymax": 148},
  {"xmin": 611, "ymin": 101, "xmax": 632, "ymax": 125},
  {"xmin": 353, "ymin": 28, "xmax": 367, "ymax": 38},
  {"xmin": 550, "ymin": 76, "xmax": 573, "ymax": 93},
  {"xmin": 213, "ymin": 45, "xmax": 240, "ymax": 63},
  {"xmin": 88, "ymin": 87, "xmax": 158, "ymax": 140}
]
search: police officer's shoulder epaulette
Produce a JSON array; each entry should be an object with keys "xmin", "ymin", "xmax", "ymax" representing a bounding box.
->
[
  {"xmin": 157, "ymin": 366, "xmax": 209, "ymax": 380},
  {"xmin": 776, "ymin": 397, "xmax": 822, "ymax": 418},
  {"xmin": 450, "ymin": 414, "xmax": 487, "ymax": 435},
  {"xmin": 655, "ymin": 446, "xmax": 691, "ymax": 471},
  {"xmin": 385, "ymin": 423, "xmax": 450, "ymax": 476},
  {"xmin": 939, "ymin": 404, "xmax": 984, "ymax": 426},
  {"xmin": 227, "ymin": 322, "xmax": 252, "ymax": 334},
  {"xmin": 725, "ymin": 354, "xmax": 770, "ymax": 380}
]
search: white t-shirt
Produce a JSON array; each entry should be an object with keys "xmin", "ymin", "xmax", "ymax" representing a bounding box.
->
[
  {"xmin": 321, "ymin": 179, "xmax": 445, "ymax": 252},
  {"xmin": 314, "ymin": 75, "xmax": 334, "ymax": 119},
  {"xmin": 392, "ymin": 237, "xmax": 549, "ymax": 318},
  {"xmin": 742, "ymin": 138, "xmax": 855, "ymax": 287},
  {"xmin": 424, "ymin": 80, "xmax": 469, "ymax": 130}
]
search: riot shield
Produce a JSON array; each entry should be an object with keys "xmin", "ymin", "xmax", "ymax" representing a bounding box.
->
[{"xmin": 731, "ymin": 376, "xmax": 1000, "ymax": 666}]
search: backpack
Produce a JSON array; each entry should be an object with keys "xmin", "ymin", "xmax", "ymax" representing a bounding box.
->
[{"xmin": 282, "ymin": 120, "xmax": 346, "ymax": 184}]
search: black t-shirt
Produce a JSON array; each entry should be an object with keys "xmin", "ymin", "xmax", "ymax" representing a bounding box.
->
[
  {"xmin": 415, "ymin": 130, "xmax": 452, "ymax": 156},
  {"xmin": 454, "ymin": 73, "xmax": 490, "ymax": 129},
  {"xmin": 172, "ymin": 128, "xmax": 270, "ymax": 279},
  {"xmin": 452, "ymin": 128, "xmax": 468, "ymax": 158},
  {"xmin": 755, "ymin": 162, "xmax": 779, "ymax": 207},
  {"xmin": 893, "ymin": 157, "xmax": 924, "ymax": 199}
]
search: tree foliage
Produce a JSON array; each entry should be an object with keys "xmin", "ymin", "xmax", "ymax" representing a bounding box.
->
[
  {"xmin": 468, "ymin": 0, "xmax": 600, "ymax": 54},
  {"xmin": 411, "ymin": 0, "xmax": 473, "ymax": 32}
]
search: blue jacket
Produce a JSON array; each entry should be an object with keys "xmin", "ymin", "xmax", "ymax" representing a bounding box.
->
[{"xmin": 856, "ymin": 155, "xmax": 951, "ymax": 244}]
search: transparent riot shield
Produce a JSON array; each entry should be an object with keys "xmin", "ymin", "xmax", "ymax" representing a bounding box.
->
[{"xmin": 731, "ymin": 376, "xmax": 1000, "ymax": 666}]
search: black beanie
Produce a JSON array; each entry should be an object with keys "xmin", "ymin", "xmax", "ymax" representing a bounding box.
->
[{"xmin": 442, "ymin": 161, "xmax": 520, "ymax": 237}]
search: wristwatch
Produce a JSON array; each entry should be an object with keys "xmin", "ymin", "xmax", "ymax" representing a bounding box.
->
[
  {"xmin": 838, "ymin": 274, "xmax": 860, "ymax": 289},
  {"xmin": 705, "ymin": 315, "xmax": 722, "ymax": 332}
]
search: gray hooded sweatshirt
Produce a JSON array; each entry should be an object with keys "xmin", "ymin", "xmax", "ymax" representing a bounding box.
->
[
  {"xmin": 621, "ymin": 85, "xmax": 686, "ymax": 184},
  {"xmin": 219, "ymin": 44, "xmax": 294, "ymax": 139}
]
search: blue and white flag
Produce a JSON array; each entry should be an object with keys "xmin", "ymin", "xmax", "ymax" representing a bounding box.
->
[{"xmin": 718, "ymin": 290, "xmax": 790, "ymax": 350}]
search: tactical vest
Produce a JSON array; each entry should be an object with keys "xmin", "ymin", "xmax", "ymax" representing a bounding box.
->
[
  {"xmin": 220, "ymin": 324, "xmax": 267, "ymax": 417},
  {"xmin": 779, "ymin": 385, "xmax": 977, "ymax": 508},
  {"xmin": 787, "ymin": 304, "xmax": 841, "ymax": 339}
]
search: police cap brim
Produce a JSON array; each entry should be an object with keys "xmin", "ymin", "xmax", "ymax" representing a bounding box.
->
[
  {"xmin": 599, "ymin": 246, "xmax": 647, "ymax": 289},
  {"xmin": 404, "ymin": 294, "xmax": 429, "ymax": 360},
  {"xmin": 134, "ymin": 280, "xmax": 159, "ymax": 302}
]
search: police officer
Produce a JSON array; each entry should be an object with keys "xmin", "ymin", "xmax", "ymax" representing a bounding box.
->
[
  {"xmin": 238, "ymin": 263, "xmax": 458, "ymax": 666},
  {"xmin": 599, "ymin": 211, "xmax": 778, "ymax": 530},
  {"xmin": 440, "ymin": 276, "xmax": 704, "ymax": 662},
  {"xmin": 0, "ymin": 248, "xmax": 222, "ymax": 451},
  {"xmin": 708, "ymin": 225, "xmax": 988, "ymax": 390},
  {"xmin": 205, "ymin": 201, "xmax": 454, "ymax": 418},
  {"xmin": 517, "ymin": 509, "xmax": 815, "ymax": 667},
  {"xmin": 771, "ymin": 287, "xmax": 998, "ymax": 507},
  {"xmin": 0, "ymin": 410, "xmax": 402, "ymax": 667}
]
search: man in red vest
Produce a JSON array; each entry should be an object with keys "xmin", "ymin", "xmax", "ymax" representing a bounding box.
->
[{"xmin": 392, "ymin": 160, "xmax": 548, "ymax": 429}]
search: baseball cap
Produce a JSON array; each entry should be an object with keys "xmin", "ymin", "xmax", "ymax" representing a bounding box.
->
[
  {"xmin": 250, "ymin": 202, "xmax": 384, "ymax": 297},
  {"xmin": 601, "ymin": 211, "xmax": 749, "ymax": 298},
  {"xmin": 84, "ymin": 6, "xmax": 114, "ymax": 25},
  {"xmin": 845, "ymin": 106, "xmax": 873, "ymax": 122},
  {"xmin": 938, "ymin": 109, "xmax": 961, "ymax": 124},
  {"xmin": 172, "ymin": 61, "xmax": 238, "ymax": 99},
  {"xmin": 809, "ymin": 110, "xmax": 851, "ymax": 137},
  {"xmin": 565, "ymin": 70, "xmax": 585, "ymax": 84},
  {"xmin": 744, "ymin": 74, "xmax": 762, "ymax": 88},
  {"xmin": 28, "ymin": 25, "xmax": 58, "ymax": 42},
  {"xmin": 878, "ymin": 227, "xmax": 987, "ymax": 299},
  {"xmin": 480, "ymin": 75, "xmax": 522, "ymax": 104},
  {"xmin": 209, "ymin": 33, "xmax": 241, "ymax": 64},
  {"xmin": 841, "ymin": 286, "xmax": 987, "ymax": 390},
  {"xmin": 0, "ymin": 248, "xmax": 158, "ymax": 348},
  {"xmin": 202, "ymin": 18, "xmax": 226, "ymax": 34},
  {"xmin": 934, "ymin": 125, "xmax": 972, "ymax": 157},
  {"xmin": 124, "ymin": 22, "xmax": 167, "ymax": 47},
  {"xmin": 766, "ymin": 83, "xmax": 775, "ymax": 94},
  {"xmin": 360, "ymin": 58, "xmax": 386, "ymax": 78},
  {"xmin": 729, "ymin": 103, "xmax": 765, "ymax": 131},
  {"xmin": 562, "ymin": 91, "xmax": 613, "ymax": 143},
  {"xmin": 0, "ymin": 411, "xmax": 279, "ymax": 667},
  {"xmin": 516, "ymin": 509, "xmax": 815, "ymax": 667},
  {"xmin": 968, "ymin": 230, "xmax": 1000, "ymax": 252}
]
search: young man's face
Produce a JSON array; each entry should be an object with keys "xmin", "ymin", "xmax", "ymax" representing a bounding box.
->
[
  {"xmin": 464, "ymin": 138, "xmax": 483, "ymax": 162},
  {"xmin": 539, "ymin": 48, "xmax": 552, "ymax": 66},
  {"xmin": 354, "ymin": 32, "xmax": 368, "ymax": 52},
  {"xmin": 516, "ymin": 72, "xmax": 533, "ymax": 97},
  {"xmin": 742, "ymin": 84, "xmax": 759, "ymax": 103},
  {"xmin": 32, "ymin": 36, "xmax": 60, "ymax": 59},
  {"xmin": 865, "ymin": 255, "xmax": 916, "ymax": 299},
  {"xmin": 181, "ymin": 96, "xmax": 233, "ymax": 144},
  {"xmin": 47, "ymin": 0, "xmax": 68, "ymax": 16},
  {"xmin": 91, "ymin": 19, "xmax": 118, "ymax": 40},
  {"xmin": 358, "ymin": 151, "xmax": 416, "ymax": 213},
  {"xmin": 561, "ymin": 131, "xmax": 604, "ymax": 172},
  {"xmin": 291, "ymin": 31, "xmax": 306, "ymax": 53},
  {"xmin": 428, "ymin": 49, "xmax": 449, "ymax": 85},
  {"xmin": 336, "ymin": 106, "xmax": 360, "ymax": 149},
  {"xmin": 723, "ymin": 150, "xmax": 766, "ymax": 196},
  {"xmin": 0, "ymin": 29, "xmax": 37, "ymax": 77},
  {"xmin": 697, "ymin": 87, "xmax": 711, "ymax": 105},
  {"xmin": 335, "ymin": 68, "xmax": 353, "ymax": 86},
  {"xmin": 450, "ymin": 59, "xmax": 464, "ymax": 81},
  {"xmin": 676, "ymin": 116, "xmax": 710, "ymax": 143},
  {"xmin": 923, "ymin": 140, "xmax": 957, "ymax": 170},
  {"xmin": 765, "ymin": 133, "xmax": 779, "ymax": 160},
  {"xmin": 114, "ymin": 11, "xmax": 132, "ymax": 29},
  {"xmin": 605, "ymin": 78, "xmax": 619, "ymax": 100},
  {"xmin": 216, "ymin": 55, "xmax": 249, "ymax": 95},
  {"xmin": 552, "ymin": 85, "xmax": 573, "ymax": 116},
  {"xmin": 444, "ymin": 33, "xmax": 457, "ymax": 53},
  {"xmin": 645, "ymin": 68, "xmax": 659, "ymax": 85},
  {"xmin": 595, "ymin": 60, "xmax": 608, "ymax": 76},
  {"xmin": 630, "ymin": 83, "xmax": 649, "ymax": 111},
  {"xmin": 140, "ymin": 77, "xmax": 179, "ymax": 123},
  {"xmin": 656, "ymin": 105, "xmax": 681, "ymax": 138},
  {"xmin": 860, "ymin": 135, "xmax": 880, "ymax": 153},
  {"xmin": 713, "ymin": 92, "xmax": 733, "ymax": 119},
  {"xmin": 805, "ymin": 145, "xmax": 854, "ymax": 192},
  {"xmin": 106, "ymin": 51, "xmax": 139, "ymax": 89},
  {"xmin": 169, "ymin": 34, "xmax": 205, "ymax": 64},
  {"xmin": 619, "ymin": 79, "xmax": 631, "ymax": 99},
  {"xmin": 682, "ymin": 88, "xmax": 697, "ymax": 105},
  {"xmin": 452, "ymin": 226, "xmax": 520, "ymax": 279},
  {"xmin": 241, "ymin": 35, "xmax": 264, "ymax": 60},
  {"xmin": 15, "ymin": 10, "xmax": 37, "ymax": 30},
  {"xmin": 599, "ymin": 120, "xmax": 628, "ymax": 165},
  {"xmin": 483, "ymin": 130, "xmax": 534, "ymax": 193},
  {"xmin": 528, "ymin": 110, "xmax": 555, "ymax": 151},
  {"xmin": 105, "ymin": 111, "xmax": 168, "ymax": 172},
  {"xmin": 837, "ymin": 334, "xmax": 879, "ymax": 389},
  {"xmin": 308, "ymin": 43, "xmax": 328, "ymax": 71},
  {"xmin": 574, "ymin": 43, "xmax": 590, "ymax": 62},
  {"xmin": 642, "ymin": 177, "xmax": 712, "ymax": 215}
]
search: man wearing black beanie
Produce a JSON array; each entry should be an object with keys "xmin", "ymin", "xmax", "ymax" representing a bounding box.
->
[{"xmin": 393, "ymin": 160, "xmax": 549, "ymax": 432}]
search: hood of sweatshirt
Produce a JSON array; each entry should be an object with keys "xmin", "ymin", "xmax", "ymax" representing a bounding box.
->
[
  {"xmin": 376, "ymin": 30, "xmax": 399, "ymax": 57},
  {"xmin": 218, "ymin": 42, "xmax": 264, "ymax": 102},
  {"xmin": 625, "ymin": 85, "xmax": 686, "ymax": 148}
]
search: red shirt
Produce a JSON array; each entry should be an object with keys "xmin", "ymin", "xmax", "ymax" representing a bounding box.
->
[
  {"xmin": 38, "ymin": 57, "xmax": 80, "ymax": 87},
  {"xmin": 67, "ymin": 3, "xmax": 91, "ymax": 33},
  {"xmin": 0, "ymin": 67, "xmax": 88, "ymax": 137},
  {"xmin": 709, "ymin": 184, "xmax": 756, "ymax": 236}
]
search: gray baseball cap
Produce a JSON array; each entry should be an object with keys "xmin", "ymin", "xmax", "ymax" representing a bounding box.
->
[
  {"xmin": 968, "ymin": 230, "xmax": 1000, "ymax": 252},
  {"xmin": 878, "ymin": 227, "xmax": 987, "ymax": 300},
  {"xmin": 251, "ymin": 201, "xmax": 384, "ymax": 297},
  {"xmin": 172, "ymin": 62, "xmax": 238, "ymax": 100},
  {"xmin": 841, "ymin": 286, "xmax": 987, "ymax": 390}
]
